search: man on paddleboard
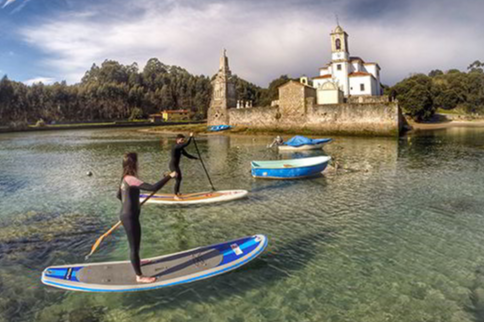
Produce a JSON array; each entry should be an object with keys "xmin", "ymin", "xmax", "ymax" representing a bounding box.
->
[{"xmin": 169, "ymin": 133, "xmax": 198, "ymax": 200}]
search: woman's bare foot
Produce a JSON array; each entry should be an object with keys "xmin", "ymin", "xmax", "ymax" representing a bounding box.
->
[
  {"xmin": 136, "ymin": 275, "xmax": 156, "ymax": 283},
  {"xmin": 174, "ymin": 194, "xmax": 182, "ymax": 201}
]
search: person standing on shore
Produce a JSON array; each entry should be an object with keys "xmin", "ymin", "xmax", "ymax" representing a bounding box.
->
[
  {"xmin": 169, "ymin": 133, "xmax": 198, "ymax": 200},
  {"xmin": 117, "ymin": 152, "xmax": 177, "ymax": 283}
]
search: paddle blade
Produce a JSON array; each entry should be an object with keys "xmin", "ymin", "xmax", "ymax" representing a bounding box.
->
[{"xmin": 85, "ymin": 221, "xmax": 122, "ymax": 260}]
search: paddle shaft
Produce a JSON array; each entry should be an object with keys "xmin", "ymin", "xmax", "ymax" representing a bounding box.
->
[
  {"xmin": 192, "ymin": 137, "xmax": 216, "ymax": 191},
  {"xmin": 85, "ymin": 183, "xmax": 163, "ymax": 260}
]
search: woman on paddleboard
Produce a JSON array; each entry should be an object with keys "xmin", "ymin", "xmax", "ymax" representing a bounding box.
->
[
  {"xmin": 117, "ymin": 152, "xmax": 177, "ymax": 283},
  {"xmin": 169, "ymin": 132, "xmax": 198, "ymax": 200}
]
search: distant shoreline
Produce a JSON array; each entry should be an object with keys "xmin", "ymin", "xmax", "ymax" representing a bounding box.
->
[
  {"xmin": 143, "ymin": 120, "xmax": 484, "ymax": 138},
  {"xmin": 0, "ymin": 121, "xmax": 204, "ymax": 134},
  {"xmin": 140, "ymin": 124, "xmax": 354, "ymax": 137},
  {"xmin": 408, "ymin": 119, "xmax": 484, "ymax": 132},
  {"xmin": 3, "ymin": 118, "xmax": 483, "ymax": 136}
]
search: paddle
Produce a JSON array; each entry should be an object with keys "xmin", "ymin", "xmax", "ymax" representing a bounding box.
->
[
  {"xmin": 85, "ymin": 183, "xmax": 163, "ymax": 260},
  {"xmin": 192, "ymin": 136, "xmax": 216, "ymax": 191}
]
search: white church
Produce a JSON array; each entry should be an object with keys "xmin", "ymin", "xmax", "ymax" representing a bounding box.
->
[{"xmin": 302, "ymin": 25, "xmax": 383, "ymax": 105}]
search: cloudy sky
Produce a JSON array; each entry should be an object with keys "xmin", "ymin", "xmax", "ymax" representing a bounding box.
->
[{"xmin": 0, "ymin": 0, "xmax": 483, "ymax": 86}]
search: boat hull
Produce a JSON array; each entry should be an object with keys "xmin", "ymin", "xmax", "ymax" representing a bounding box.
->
[
  {"xmin": 251, "ymin": 156, "xmax": 331, "ymax": 179},
  {"xmin": 278, "ymin": 142, "xmax": 327, "ymax": 152}
]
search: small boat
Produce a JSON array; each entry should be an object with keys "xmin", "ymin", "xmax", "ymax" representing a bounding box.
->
[
  {"xmin": 251, "ymin": 156, "xmax": 331, "ymax": 179},
  {"xmin": 140, "ymin": 190, "xmax": 248, "ymax": 205},
  {"xmin": 278, "ymin": 136, "xmax": 332, "ymax": 152},
  {"xmin": 208, "ymin": 125, "xmax": 232, "ymax": 132}
]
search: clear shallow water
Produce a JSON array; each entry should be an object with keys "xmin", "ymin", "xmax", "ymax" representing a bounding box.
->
[{"xmin": 1, "ymin": 128, "xmax": 484, "ymax": 322}]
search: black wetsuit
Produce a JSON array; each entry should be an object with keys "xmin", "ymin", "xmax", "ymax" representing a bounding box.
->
[
  {"xmin": 169, "ymin": 137, "xmax": 197, "ymax": 195},
  {"xmin": 117, "ymin": 175, "xmax": 171, "ymax": 276}
]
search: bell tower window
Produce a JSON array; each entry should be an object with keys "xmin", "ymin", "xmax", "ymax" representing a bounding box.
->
[{"xmin": 335, "ymin": 39, "xmax": 341, "ymax": 50}]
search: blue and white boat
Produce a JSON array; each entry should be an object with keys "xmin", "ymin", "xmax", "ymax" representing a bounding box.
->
[
  {"xmin": 278, "ymin": 135, "xmax": 332, "ymax": 152},
  {"xmin": 251, "ymin": 156, "xmax": 331, "ymax": 179},
  {"xmin": 208, "ymin": 125, "xmax": 232, "ymax": 132}
]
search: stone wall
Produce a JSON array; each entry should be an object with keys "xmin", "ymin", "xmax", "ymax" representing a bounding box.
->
[
  {"xmin": 307, "ymin": 102, "xmax": 401, "ymax": 136},
  {"xmin": 227, "ymin": 102, "xmax": 401, "ymax": 136},
  {"xmin": 347, "ymin": 95, "xmax": 390, "ymax": 104},
  {"xmin": 225, "ymin": 80, "xmax": 402, "ymax": 136},
  {"xmin": 278, "ymin": 81, "xmax": 316, "ymax": 120},
  {"xmin": 228, "ymin": 106, "xmax": 279, "ymax": 128}
]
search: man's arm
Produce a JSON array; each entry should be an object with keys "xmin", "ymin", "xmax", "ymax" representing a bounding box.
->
[
  {"xmin": 178, "ymin": 136, "xmax": 192, "ymax": 149},
  {"xmin": 182, "ymin": 149, "xmax": 198, "ymax": 160}
]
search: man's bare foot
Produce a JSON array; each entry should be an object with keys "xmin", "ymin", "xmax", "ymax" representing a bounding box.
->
[
  {"xmin": 174, "ymin": 195, "xmax": 182, "ymax": 201},
  {"xmin": 136, "ymin": 275, "xmax": 156, "ymax": 283}
]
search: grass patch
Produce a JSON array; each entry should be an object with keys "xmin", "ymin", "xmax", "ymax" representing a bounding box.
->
[
  {"xmin": 150, "ymin": 123, "xmax": 209, "ymax": 133},
  {"xmin": 29, "ymin": 122, "xmax": 115, "ymax": 128},
  {"xmin": 436, "ymin": 108, "xmax": 466, "ymax": 115},
  {"xmin": 147, "ymin": 124, "xmax": 394, "ymax": 137}
]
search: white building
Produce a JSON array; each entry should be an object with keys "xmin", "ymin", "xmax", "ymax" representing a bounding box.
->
[{"xmin": 312, "ymin": 25, "xmax": 382, "ymax": 104}]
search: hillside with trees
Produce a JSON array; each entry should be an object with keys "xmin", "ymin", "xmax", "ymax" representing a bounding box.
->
[
  {"xmin": 4, "ymin": 56, "xmax": 480, "ymax": 127},
  {"xmin": 388, "ymin": 60, "xmax": 484, "ymax": 121},
  {"xmin": 0, "ymin": 58, "xmax": 278, "ymax": 128}
]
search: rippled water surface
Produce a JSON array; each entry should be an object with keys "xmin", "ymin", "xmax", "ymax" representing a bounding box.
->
[{"xmin": 1, "ymin": 127, "xmax": 484, "ymax": 322}]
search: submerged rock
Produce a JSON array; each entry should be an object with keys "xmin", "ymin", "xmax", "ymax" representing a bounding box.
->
[
  {"xmin": 0, "ymin": 211, "xmax": 99, "ymax": 262},
  {"xmin": 0, "ymin": 211, "xmax": 105, "ymax": 322}
]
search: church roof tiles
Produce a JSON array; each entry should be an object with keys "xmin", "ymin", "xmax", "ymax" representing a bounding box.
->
[
  {"xmin": 349, "ymin": 72, "xmax": 372, "ymax": 77},
  {"xmin": 313, "ymin": 74, "xmax": 332, "ymax": 79}
]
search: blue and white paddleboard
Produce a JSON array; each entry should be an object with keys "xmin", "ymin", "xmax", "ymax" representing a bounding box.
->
[{"xmin": 41, "ymin": 234, "xmax": 268, "ymax": 292}]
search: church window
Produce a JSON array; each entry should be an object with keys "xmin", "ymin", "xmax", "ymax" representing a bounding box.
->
[
  {"xmin": 337, "ymin": 64, "xmax": 342, "ymax": 71},
  {"xmin": 360, "ymin": 84, "xmax": 365, "ymax": 91},
  {"xmin": 335, "ymin": 39, "xmax": 341, "ymax": 50}
]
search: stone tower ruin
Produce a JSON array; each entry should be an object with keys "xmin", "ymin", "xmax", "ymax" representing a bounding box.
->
[{"xmin": 207, "ymin": 49, "xmax": 237, "ymax": 125}]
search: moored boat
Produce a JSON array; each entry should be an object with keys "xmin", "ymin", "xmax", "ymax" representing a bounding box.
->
[
  {"xmin": 208, "ymin": 125, "xmax": 232, "ymax": 132},
  {"xmin": 251, "ymin": 156, "xmax": 331, "ymax": 179},
  {"xmin": 278, "ymin": 136, "xmax": 332, "ymax": 152}
]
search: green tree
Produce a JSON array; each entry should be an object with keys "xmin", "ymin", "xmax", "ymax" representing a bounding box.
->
[
  {"xmin": 393, "ymin": 74, "xmax": 434, "ymax": 120},
  {"xmin": 428, "ymin": 69, "xmax": 444, "ymax": 77}
]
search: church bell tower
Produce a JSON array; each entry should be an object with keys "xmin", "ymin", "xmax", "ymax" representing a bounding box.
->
[
  {"xmin": 330, "ymin": 25, "xmax": 349, "ymax": 61},
  {"xmin": 330, "ymin": 25, "xmax": 350, "ymax": 96}
]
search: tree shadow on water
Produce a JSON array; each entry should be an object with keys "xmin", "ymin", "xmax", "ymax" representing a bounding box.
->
[{"xmin": 122, "ymin": 228, "xmax": 337, "ymax": 313}]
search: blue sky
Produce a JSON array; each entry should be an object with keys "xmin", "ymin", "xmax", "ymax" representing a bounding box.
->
[{"xmin": 1, "ymin": 0, "xmax": 483, "ymax": 86}]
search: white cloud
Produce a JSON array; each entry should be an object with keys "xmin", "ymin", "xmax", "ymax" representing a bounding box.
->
[
  {"xmin": 10, "ymin": 0, "xmax": 31, "ymax": 13},
  {"xmin": 18, "ymin": 0, "xmax": 484, "ymax": 86},
  {"xmin": 1, "ymin": 0, "xmax": 16, "ymax": 9},
  {"xmin": 23, "ymin": 77, "xmax": 56, "ymax": 85}
]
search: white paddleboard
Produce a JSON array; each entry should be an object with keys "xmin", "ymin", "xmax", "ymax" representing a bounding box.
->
[
  {"xmin": 41, "ymin": 234, "xmax": 267, "ymax": 292},
  {"xmin": 140, "ymin": 190, "xmax": 248, "ymax": 205}
]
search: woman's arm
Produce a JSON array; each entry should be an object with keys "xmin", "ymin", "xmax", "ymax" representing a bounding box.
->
[
  {"xmin": 124, "ymin": 174, "xmax": 175, "ymax": 192},
  {"xmin": 139, "ymin": 175, "xmax": 172, "ymax": 192}
]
